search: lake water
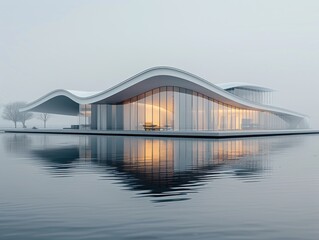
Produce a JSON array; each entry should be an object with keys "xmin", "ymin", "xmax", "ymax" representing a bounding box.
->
[{"xmin": 0, "ymin": 133, "xmax": 318, "ymax": 240}]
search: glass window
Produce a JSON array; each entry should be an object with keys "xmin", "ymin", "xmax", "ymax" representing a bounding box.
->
[
  {"xmin": 97, "ymin": 105, "xmax": 100, "ymax": 130},
  {"xmin": 123, "ymin": 101, "xmax": 130, "ymax": 130},
  {"xmin": 192, "ymin": 92, "xmax": 198, "ymax": 131},
  {"xmin": 106, "ymin": 105, "xmax": 112, "ymax": 130},
  {"xmin": 185, "ymin": 89, "xmax": 193, "ymax": 130},
  {"xmin": 179, "ymin": 88, "xmax": 186, "ymax": 130},
  {"xmin": 145, "ymin": 90, "xmax": 153, "ymax": 125},
  {"xmin": 111, "ymin": 105, "xmax": 117, "ymax": 130},
  {"xmin": 137, "ymin": 93, "xmax": 145, "ymax": 130},
  {"xmin": 160, "ymin": 87, "xmax": 167, "ymax": 130},
  {"xmin": 219, "ymin": 101, "xmax": 223, "ymax": 131},
  {"xmin": 208, "ymin": 98, "xmax": 213, "ymax": 130},
  {"xmin": 130, "ymin": 97, "xmax": 138, "ymax": 130},
  {"xmin": 166, "ymin": 87, "xmax": 174, "ymax": 130},
  {"xmin": 152, "ymin": 88, "xmax": 160, "ymax": 128},
  {"xmin": 173, "ymin": 87, "xmax": 180, "ymax": 130},
  {"xmin": 223, "ymin": 104, "xmax": 228, "ymax": 131},
  {"xmin": 101, "ymin": 104, "xmax": 107, "ymax": 130},
  {"xmin": 224, "ymin": 104, "xmax": 230, "ymax": 131},
  {"xmin": 197, "ymin": 93, "xmax": 204, "ymax": 130},
  {"xmin": 116, "ymin": 104, "xmax": 123, "ymax": 130},
  {"xmin": 203, "ymin": 96, "xmax": 209, "ymax": 130},
  {"xmin": 213, "ymin": 100, "xmax": 219, "ymax": 131},
  {"xmin": 230, "ymin": 105, "xmax": 234, "ymax": 130},
  {"xmin": 239, "ymin": 108, "xmax": 243, "ymax": 130}
]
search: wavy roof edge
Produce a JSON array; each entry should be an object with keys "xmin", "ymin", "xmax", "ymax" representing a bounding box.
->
[
  {"xmin": 216, "ymin": 82, "xmax": 274, "ymax": 92},
  {"xmin": 20, "ymin": 66, "xmax": 307, "ymax": 119}
]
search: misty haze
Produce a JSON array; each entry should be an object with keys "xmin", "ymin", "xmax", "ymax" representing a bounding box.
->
[
  {"xmin": 0, "ymin": 1, "xmax": 319, "ymax": 240},
  {"xmin": 1, "ymin": 0, "xmax": 319, "ymax": 129}
]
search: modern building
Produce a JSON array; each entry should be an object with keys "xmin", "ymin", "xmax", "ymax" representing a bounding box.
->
[{"xmin": 21, "ymin": 66, "xmax": 309, "ymax": 131}]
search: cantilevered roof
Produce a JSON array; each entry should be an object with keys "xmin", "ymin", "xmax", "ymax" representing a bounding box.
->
[
  {"xmin": 20, "ymin": 66, "xmax": 306, "ymax": 119},
  {"xmin": 216, "ymin": 82, "xmax": 273, "ymax": 92}
]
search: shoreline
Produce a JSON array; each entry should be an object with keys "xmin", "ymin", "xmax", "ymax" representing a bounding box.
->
[{"xmin": 1, "ymin": 128, "xmax": 319, "ymax": 139}]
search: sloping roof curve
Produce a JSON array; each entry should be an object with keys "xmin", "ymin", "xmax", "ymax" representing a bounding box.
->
[{"xmin": 20, "ymin": 66, "xmax": 306, "ymax": 119}]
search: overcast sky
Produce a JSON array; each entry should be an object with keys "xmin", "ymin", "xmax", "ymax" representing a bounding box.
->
[{"xmin": 1, "ymin": 0, "xmax": 319, "ymax": 127}]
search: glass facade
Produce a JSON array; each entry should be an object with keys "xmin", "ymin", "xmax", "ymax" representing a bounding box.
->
[
  {"xmin": 79, "ymin": 104, "xmax": 91, "ymax": 130},
  {"xmin": 91, "ymin": 86, "xmax": 307, "ymax": 131}
]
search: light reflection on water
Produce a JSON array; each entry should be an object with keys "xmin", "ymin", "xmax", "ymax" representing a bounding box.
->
[
  {"xmin": 5, "ymin": 134, "xmax": 276, "ymax": 201},
  {"xmin": 1, "ymin": 133, "xmax": 318, "ymax": 240}
]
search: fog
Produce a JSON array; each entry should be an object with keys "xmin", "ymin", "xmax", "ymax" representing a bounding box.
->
[{"xmin": 1, "ymin": 0, "xmax": 319, "ymax": 128}]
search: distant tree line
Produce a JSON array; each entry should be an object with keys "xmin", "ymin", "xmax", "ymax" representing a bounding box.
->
[{"xmin": 2, "ymin": 102, "xmax": 50, "ymax": 128}]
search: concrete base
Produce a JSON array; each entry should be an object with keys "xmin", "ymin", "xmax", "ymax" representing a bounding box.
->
[{"xmin": 1, "ymin": 128, "xmax": 319, "ymax": 138}]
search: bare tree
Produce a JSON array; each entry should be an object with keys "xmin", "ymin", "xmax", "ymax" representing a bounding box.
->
[
  {"xmin": 20, "ymin": 111, "xmax": 33, "ymax": 128},
  {"xmin": 2, "ymin": 102, "xmax": 33, "ymax": 128},
  {"xmin": 38, "ymin": 113, "xmax": 50, "ymax": 128},
  {"xmin": 2, "ymin": 102, "xmax": 21, "ymax": 128}
]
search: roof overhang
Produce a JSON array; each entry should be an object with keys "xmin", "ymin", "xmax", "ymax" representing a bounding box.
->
[
  {"xmin": 216, "ymin": 82, "xmax": 274, "ymax": 92},
  {"xmin": 20, "ymin": 66, "xmax": 307, "ymax": 119},
  {"xmin": 25, "ymin": 95, "xmax": 79, "ymax": 116}
]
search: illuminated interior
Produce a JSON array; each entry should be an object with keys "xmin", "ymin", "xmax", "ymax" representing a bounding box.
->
[{"xmin": 91, "ymin": 86, "xmax": 306, "ymax": 131}]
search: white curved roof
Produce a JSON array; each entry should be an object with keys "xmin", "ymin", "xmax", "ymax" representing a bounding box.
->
[
  {"xmin": 216, "ymin": 82, "xmax": 273, "ymax": 92},
  {"xmin": 66, "ymin": 90, "xmax": 103, "ymax": 97},
  {"xmin": 20, "ymin": 66, "xmax": 306, "ymax": 119}
]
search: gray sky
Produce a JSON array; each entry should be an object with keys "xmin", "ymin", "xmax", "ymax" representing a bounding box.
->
[{"xmin": 1, "ymin": 0, "xmax": 319, "ymax": 127}]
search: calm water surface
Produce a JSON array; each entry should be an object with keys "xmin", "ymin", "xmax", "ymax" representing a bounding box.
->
[{"xmin": 0, "ymin": 133, "xmax": 318, "ymax": 240}]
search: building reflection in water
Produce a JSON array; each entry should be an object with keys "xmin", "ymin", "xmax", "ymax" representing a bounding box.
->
[
  {"xmin": 3, "ymin": 134, "xmax": 301, "ymax": 202},
  {"xmin": 93, "ymin": 137, "xmax": 270, "ymax": 197}
]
